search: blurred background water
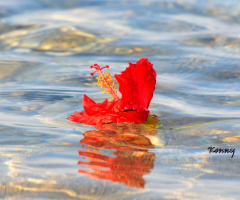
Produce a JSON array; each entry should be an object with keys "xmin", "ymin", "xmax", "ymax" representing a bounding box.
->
[{"xmin": 0, "ymin": 0, "xmax": 240, "ymax": 199}]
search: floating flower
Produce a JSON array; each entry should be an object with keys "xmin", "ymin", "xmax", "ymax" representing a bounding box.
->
[{"xmin": 69, "ymin": 58, "xmax": 157, "ymax": 126}]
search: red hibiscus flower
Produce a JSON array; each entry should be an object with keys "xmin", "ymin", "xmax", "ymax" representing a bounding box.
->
[{"xmin": 69, "ymin": 58, "xmax": 157, "ymax": 125}]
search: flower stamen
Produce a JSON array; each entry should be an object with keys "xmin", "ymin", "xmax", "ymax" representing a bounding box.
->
[{"xmin": 90, "ymin": 64, "xmax": 120, "ymax": 101}]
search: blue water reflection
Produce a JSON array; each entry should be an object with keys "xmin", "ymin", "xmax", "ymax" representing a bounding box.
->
[{"xmin": 0, "ymin": 0, "xmax": 239, "ymax": 199}]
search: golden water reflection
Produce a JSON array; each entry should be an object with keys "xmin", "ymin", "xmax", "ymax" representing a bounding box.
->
[{"xmin": 78, "ymin": 123, "xmax": 157, "ymax": 188}]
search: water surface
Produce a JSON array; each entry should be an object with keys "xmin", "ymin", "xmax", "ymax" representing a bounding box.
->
[{"xmin": 0, "ymin": 0, "xmax": 240, "ymax": 199}]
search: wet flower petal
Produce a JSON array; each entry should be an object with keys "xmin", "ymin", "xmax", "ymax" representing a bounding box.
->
[
  {"xmin": 69, "ymin": 58, "xmax": 156, "ymax": 126},
  {"xmin": 115, "ymin": 58, "xmax": 156, "ymax": 108}
]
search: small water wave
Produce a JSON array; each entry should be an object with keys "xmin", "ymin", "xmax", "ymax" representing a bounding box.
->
[{"xmin": 0, "ymin": 0, "xmax": 240, "ymax": 199}]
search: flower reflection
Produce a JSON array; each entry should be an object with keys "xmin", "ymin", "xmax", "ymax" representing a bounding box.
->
[{"xmin": 78, "ymin": 123, "xmax": 157, "ymax": 188}]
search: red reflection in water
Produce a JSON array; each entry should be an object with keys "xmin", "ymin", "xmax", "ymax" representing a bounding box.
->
[{"xmin": 78, "ymin": 123, "xmax": 157, "ymax": 188}]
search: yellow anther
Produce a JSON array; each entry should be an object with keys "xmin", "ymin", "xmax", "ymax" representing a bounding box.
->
[{"xmin": 91, "ymin": 64, "xmax": 121, "ymax": 101}]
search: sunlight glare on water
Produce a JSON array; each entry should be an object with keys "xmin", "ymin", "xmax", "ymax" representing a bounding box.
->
[{"xmin": 0, "ymin": 0, "xmax": 240, "ymax": 199}]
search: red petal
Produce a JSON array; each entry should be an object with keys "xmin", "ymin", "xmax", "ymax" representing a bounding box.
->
[
  {"xmin": 114, "ymin": 58, "xmax": 156, "ymax": 109},
  {"xmin": 69, "ymin": 109, "xmax": 149, "ymax": 125},
  {"xmin": 69, "ymin": 95, "xmax": 149, "ymax": 125},
  {"xmin": 82, "ymin": 94, "xmax": 104, "ymax": 115}
]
